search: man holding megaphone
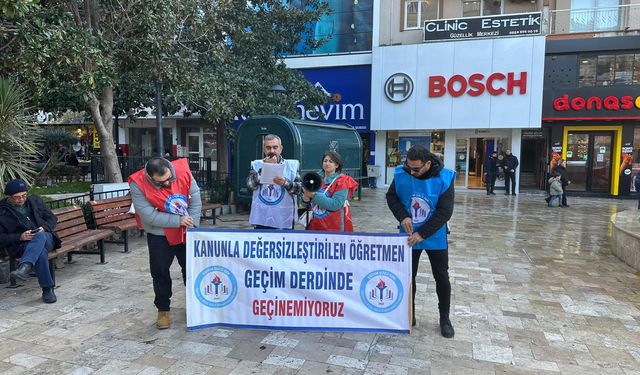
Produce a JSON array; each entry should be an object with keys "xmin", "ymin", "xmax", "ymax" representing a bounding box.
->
[{"xmin": 246, "ymin": 134, "xmax": 301, "ymax": 229}]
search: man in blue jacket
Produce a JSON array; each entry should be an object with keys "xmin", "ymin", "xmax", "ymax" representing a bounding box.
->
[
  {"xmin": 386, "ymin": 145, "xmax": 455, "ymax": 338},
  {"xmin": 0, "ymin": 179, "xmax": 60, "ymax": 303}
]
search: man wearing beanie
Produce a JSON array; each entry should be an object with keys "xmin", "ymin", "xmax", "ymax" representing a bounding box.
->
[{"xmin": 0, "ymin": 179, "xmax": 60, "ymax": 303}]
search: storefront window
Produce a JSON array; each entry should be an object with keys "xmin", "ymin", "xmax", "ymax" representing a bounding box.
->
[
  {"xmin": 128, "ymin": 128, "xmax": 172, "ymax": 157},
  {"xmin": 596, "ymin": 55, "xmax": 615, "ymax": 86},
  {"xmin": 579, "ymin": 53, "xmax": 639, "ymax": 87},
  {"xmin": 385, "ymin": 131, "xmax": 445, "ymax": 183},
  {"xmin": 634, "ymin": 54, "xmax": 640, "ymax": 85},
  {"xmin": 632, "ymin": 128, "xmax": 640, "ymax": 192},
  {"xmin": 579, "ymin": 57, "xmax": 597, "ymax": 86}
]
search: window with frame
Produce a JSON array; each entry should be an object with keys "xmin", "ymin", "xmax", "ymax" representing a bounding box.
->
[
  {"xmin": 578, "ymin": 53, "xmax": 639, "ymax": 87},
  {"xmin": 404, "ymin": 0, "xmax": 438, "ymax": 29},
  {"xmin": 570, "ymin": 0, "xmax": 621, "ymax": 32},
  {"xmin": 462, "ymin": 0, "xmax": 502, "ymax": 17}
]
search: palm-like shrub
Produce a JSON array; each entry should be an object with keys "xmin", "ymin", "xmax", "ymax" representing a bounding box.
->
[{"xmin": 0, "ymin": 77, "xmax": 39, "ymax": 189}]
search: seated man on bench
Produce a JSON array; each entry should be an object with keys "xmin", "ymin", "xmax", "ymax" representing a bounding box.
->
[{"xmin": 0, "ymin": 179, "xmax": 60, "ymax": 303}]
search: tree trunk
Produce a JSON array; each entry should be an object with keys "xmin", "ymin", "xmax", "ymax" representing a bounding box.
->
[
  {"xmin": 88, "ymin": 87, "xmax": 123, "ymax": 183},
  {"xmin": 216, "ymin": 122, "xmax": 229, "ymax": 176}
]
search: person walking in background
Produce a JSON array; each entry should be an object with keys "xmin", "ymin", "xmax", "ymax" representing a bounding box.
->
[
  {"xmin": 545, "ymin": 172, "xmax": 563, "ymax": 207},
  {"xmin": 385, "ymin": 145, "xmax": 455, "ymax": 338},
  {"xmin": 555, "ymin": 159, "xmax": 571, "ymax": 207},
  {"xmin": 129, "ymin": 157, "xmax": 202, "ymax": 329},
  {"xmin": 246, "ymin": 134, "xmax": 301, "ymax": 230},
  {"xmin": 0, "ymin": 179, "xmax": 60, "ymax": 303},
  {"xmin": 302, "ymin": 151, "xmax": 358, "ymax": 232},
  {"xmin": 484, "ymin": 151, "xmax": 498, "ymax": 195},
  {"xmin": 503, "ymin": 150, "xmax": 519, "ymax": 196}
]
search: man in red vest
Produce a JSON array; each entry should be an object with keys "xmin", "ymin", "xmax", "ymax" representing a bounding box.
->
[{"xmin": 129, "ymin": 157, "xmax": 202, "ymax": 329}]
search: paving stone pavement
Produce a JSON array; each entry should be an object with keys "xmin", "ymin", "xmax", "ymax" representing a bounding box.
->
[{"xmin": 1, "ymin": 188, "xmax": 639, "ymax": 374}]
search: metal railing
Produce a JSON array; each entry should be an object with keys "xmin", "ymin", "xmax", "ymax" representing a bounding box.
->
[
  {"xmin": 549, "ymin": 4, "xmax": 640, "ymax": 34},
  {"xmin": 90, "ymin": 156, "xmax": 225, "ymax": 190},
  {"xmin": 44, "ymin": 188, "xmax": 132, "ymax": 210}
]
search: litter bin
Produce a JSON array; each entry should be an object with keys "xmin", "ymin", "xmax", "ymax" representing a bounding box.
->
[{"xmin": 234, "ymin": 115, "xmax": 362, "ymax": 204}]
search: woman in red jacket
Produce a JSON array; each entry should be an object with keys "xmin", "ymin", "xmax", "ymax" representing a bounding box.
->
[{"xmin": 302, "ymin": 151, "xmax": 358, "ymax": 232}]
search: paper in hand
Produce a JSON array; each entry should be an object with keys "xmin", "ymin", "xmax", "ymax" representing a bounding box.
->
[{"xmin": 260, "ymin": 163, "xmax": 285, "ymax": 184}]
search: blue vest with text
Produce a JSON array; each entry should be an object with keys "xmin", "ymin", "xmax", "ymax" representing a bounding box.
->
[{"xmin": 394, "ymin": 166, "xmax": 455, "ymax": 250}]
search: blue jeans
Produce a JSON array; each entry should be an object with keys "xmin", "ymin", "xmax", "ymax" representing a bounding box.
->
[{"xmin": 19, "ymin": 232, "xmax": 55, "ymax": 288}]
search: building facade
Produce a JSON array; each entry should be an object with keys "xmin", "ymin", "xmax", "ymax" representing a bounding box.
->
[{"xmin": 370, "ymin": 0, "xmax": 640, "ymax": 196}]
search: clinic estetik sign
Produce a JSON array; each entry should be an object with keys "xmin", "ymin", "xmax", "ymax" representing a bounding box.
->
[
  {"xmin": 370, "ymin": 36, "xmax": 545, "ymax": 130},
  {"xmin": 424, "ymin": 12, "xmax": 542, "ymax": 42}
]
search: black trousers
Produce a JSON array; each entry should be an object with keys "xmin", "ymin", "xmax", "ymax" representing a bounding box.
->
[
  {"xmin": 504, "ymin": 171, "xmax": 516, "ymax": 194},
  {"xmin": 147, "ymin": 233, "xmax": 186, "ymax": 311},
  {"xmin": 485, "ymin": 173, "xmax": 496, "ymax": 193},
  {"xmin": 412, "ymin": 249, "xmax": 451, "ymax": 317},
  {"xmin": 561, "ymin": 183, "xmax": 569, "ymax": 206}
]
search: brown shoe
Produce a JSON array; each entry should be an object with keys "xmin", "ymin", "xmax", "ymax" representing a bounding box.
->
[{"xmin": 156, "ymin": 311, "xmax": 170, "ymax": 329}]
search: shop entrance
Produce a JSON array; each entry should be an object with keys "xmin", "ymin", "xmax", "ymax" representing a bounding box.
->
[
  {"xmin": 455, "ymin": 137, "xmax": 507, "ymax": 189},
  {"xmin": 520, "ymin": 138, "xmax": 547, "ymax": 190},
  {"xmin": 565, "ymin": 131, "xmax": 613, "ymax": 192}
]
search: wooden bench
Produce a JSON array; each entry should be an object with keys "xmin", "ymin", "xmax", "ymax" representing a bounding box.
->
[
  {"xmin": 201, "ymin": 198, "xmax": 223, "ymax": 225},
  {"xmin": 88, "ymin": 196, "xmax": 137, "ymax": 252},
  {"xmin": 9, "ymin": 205, "xmax": 114, "ymax": 287}
]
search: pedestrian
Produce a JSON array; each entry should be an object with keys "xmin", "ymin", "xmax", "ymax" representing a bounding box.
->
[
  {"xmin": 301, "ymin": 151, "xmax": 358, "ymax": 232},
  {"xmin": 246, "ymin": 134, "xmax": 301, "ymax": 229},
  {"xmin": 129, "ymin": 157, "xmax": 202, "ymax": 329},
  {"xmin": 555, "ymin": 159, "xmax": 571, "ymax": 207},
  {"xmin": 545, "ymin": 172, "xmax": 563, "ymax": 207},
  {"xmin": 484, "ymin": 151, "xmax": 498, "ymax": 195},
  {"xmin": 503, "ymin": 150, "xmax": 519, "ymax": 195},
  {"xmin": 635, "ymin": 172, "xmax": 640, "ymax": 209},
  {"xmin": 385, "ymin": 145, "xmax": 455, "ymax": 338},
  {"xmin": 0, "ymin": 179, "xmax": 60, "ymax": 303}
]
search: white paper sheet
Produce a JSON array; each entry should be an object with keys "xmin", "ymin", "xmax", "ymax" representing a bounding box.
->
[{"xmin": 259, "ymin": 163, "xmax": 285, "ymax": 184}]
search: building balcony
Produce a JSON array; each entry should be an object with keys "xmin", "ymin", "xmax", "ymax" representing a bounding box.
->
[{"xmin": 549, "ymin": 4, "xmax": 640, "ymax": 36}]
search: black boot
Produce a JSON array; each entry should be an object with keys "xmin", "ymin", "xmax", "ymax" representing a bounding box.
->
[
  {"xmin": 440, "ymin": 315, "xmax": 455, "ymax": 338},
  {"xmin": 11, "ymin": 262, "xmax": 33, "ymax": 281},
  {"xmin": 42, "ymin": 287, "xmax": 57, "ymax": 304}
]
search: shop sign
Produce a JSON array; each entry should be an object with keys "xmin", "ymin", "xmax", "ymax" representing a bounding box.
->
[
  {"xmin": 297, "ymin": 65, "xmax": 371, "ymax": 132},
  {"xmin": 522, "ymin": 129, "xmax": 543, "ymax": 139},
  {"xmin": 423, "ymin": 12, "xmax": 541, "ymax": 42},
  {"xmin": 428, "ymin": 72, "xmax": 527, "ymax": 97},
  {"xmin": 543, "ymin": 87, "xmax": 640, "ymax": 120},
  {"xmin": 371, "ymin": 36, "xmax": 545, "ymax": 130}
]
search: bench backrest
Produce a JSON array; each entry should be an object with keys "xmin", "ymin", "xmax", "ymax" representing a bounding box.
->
[
  {"xmin": 51, "ymin": 205, "xmax": 89, "ymax": 240},
  {"xmin": 88, "ymin": 196, "xmax": 134, "ymax": 227}
]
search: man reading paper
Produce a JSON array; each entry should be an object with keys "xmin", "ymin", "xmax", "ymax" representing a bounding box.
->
[{"xmin": 246, "ymin": 134, "xmax": 302, "ymax": 229}]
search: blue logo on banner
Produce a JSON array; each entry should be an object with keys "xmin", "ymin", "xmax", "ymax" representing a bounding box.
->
[
  {"xmin": 195, "ymin": 266, "xmax": 237, "ymax": 308},
  {"xmin": 360, "ymin": 270, "xmax": 403, "ymax": 313}
]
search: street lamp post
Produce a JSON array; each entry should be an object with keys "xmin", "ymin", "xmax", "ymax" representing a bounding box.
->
[
  {"xmin": 270, "ymin": 84, "xmax": 286, "ymax": 114},
  {"xmin": 155, "ymin": 79, "xmax": 164, "ymax": 156}
]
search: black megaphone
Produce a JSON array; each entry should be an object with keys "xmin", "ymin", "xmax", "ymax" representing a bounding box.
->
[{"xmin": 302, "ymin": 172, "xmax": 323, "ymax": 192}]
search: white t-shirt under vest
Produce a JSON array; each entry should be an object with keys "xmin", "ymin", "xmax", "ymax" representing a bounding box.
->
[{"xmin": 249, "ymin": 159, "xmax": 299, "ymax": 229}]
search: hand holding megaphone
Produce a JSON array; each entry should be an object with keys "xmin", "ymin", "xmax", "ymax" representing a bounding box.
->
[{"xmin": 302, "ymin": 172, "xmax": 322, "ymax": 192}]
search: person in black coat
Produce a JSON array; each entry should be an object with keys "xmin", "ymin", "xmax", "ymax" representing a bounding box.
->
[
  {"xmin": 554, "ymin": 160, "xmax": 571, "ymax": 207},
  {"xmin": 0, "ymin": 180, "xmax": 60, "ymax": 303},
  {"xmin": 503, "ymin": 150, "xmax": 519, "ymax": 196},
  {"xmin": 483, "ymin": 151, "xmax": 498, "ymax": 195}
]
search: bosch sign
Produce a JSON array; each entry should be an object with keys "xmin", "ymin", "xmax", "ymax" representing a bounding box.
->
[{"xmin": 428, "ymin": 72, "xmax": 528, "ymax": 98}]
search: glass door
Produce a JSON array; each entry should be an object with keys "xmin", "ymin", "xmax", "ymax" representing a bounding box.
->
[
  {"xmin": 566, "ymin": 131, "xmax": 613, "ymax": 192},
  {"xmin": 455, "ymin": 139, "xmax": 468, "ymax": 187}
]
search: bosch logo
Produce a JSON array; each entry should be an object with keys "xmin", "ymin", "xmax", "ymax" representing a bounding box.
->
[{"xmin": 385, "ymin": 73, "xmax": 413, "ymax": 103}]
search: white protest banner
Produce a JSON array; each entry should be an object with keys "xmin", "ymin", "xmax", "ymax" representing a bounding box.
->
[{"xmin": 186, "ymin": 229, "xmax": 411, "ymax": 333}]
